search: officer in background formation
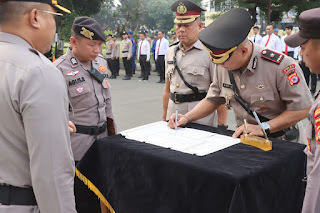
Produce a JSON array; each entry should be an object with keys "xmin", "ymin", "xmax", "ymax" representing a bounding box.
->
[
  {"xmin": 170, "ymin": 31, "xmax": 179, "ymax": 45},
  {"xmin": 280, "ymin": 25, "xmax": 297, "ymax": 58},
  {"xmin": 106, "ymin": 34, "xmax": 116, "ymax": 78},
  {"xmin": 249, "ymin": 26, "xmax": 262, "ymax": 45},
  {"xmin": 169, "ymin": 8, "xmax": 313, "ymax": 144},
  {"xmin": 128, "ymin": 31, "xmax": 136, "ymax": 74},
  {"xmin": 262, "ymin": 25, "xmax": 281, "ymax": 52},
  {"xmin": 285, "ymin": 8, "xmax": 320, "ymax": 213},
  {"xmin": 137, "ymin": 31, "xmax": 151, "ymax": 81},
  {"xmin": 155, "ymin": 30, "xmax": 169, "ymax": 83},
  {"xmin": 0, "ymin": 0, "xmax": 77, "ymax": 212},
  {"xmin": 151, "ymin": 33, "xmax": 158, "ymax": 71},
  {"xmin": 54, "ymin": 17, "xmax": 116, "ymax": 213},
  {"xmin": 112, "ymin": 34, "xmax": 120, "ymax": 76},
  {"xmin": 121, "ymin": 31, "xmax": 133, "ymax": 80},
  {"xmin": 163, "ymin": 0, "xmax": 228, "ymax": 127}
]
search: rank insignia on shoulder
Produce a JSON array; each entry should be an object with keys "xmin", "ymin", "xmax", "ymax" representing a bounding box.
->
[
  {"xmin": 261, "ymin": 49, "xmax": 284, "ymax": 64},
  {"xmin": 99, "ymin": 66, "xmax": 107, "ymax": 72},
  {"xmin": 70, "ymin": 57, "xmax": 78, "ymax": 66},
  {"xmin": 66, "ymin": 70, "xmax": 80, "ymax": 77}
]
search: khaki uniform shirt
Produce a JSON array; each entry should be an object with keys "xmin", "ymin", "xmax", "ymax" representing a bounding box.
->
[
  {"xmin": 0, "ymin": 33, "xmax": 76, "ymax": 213},
  {"xmin": 165, "ymin": 40, "xmax": 218, "ymax": 126},
  {"xmin": 302, "ymin": 92, "xmax": 320, "ymax": 213},
  {"xmin": 121, "ymin": 38, "xmax": 132, "ymax": 58},
  {"xmin": 113, "ymin": 41, "xmax": 120, "ymax": 58},
  {"xmin": 54, "ymin": 47, "xmax": 115, "ymax": 161},
  {"xmin": 206, "ymin": 43, "xmax": 313, "ymax": 142},
  {"xmin": 105, "ymin": 40, "xmax": 114, "ymax": 59}
]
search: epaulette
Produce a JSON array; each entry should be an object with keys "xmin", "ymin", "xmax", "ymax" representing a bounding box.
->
[
  {"xmin": 170, "ymin": 41, "xmax": 180, "ymax": 47},
  {"xmin": 261, "ymin": 49, "xmax": 284, "ymax": 64},
  {"xmin": 53, "ymin": 55, "xmax": 66, "ymax": 66}
]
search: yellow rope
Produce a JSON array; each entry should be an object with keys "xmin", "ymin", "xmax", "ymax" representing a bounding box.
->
[{"xmin": 75, "ymin": 168, "xmax": 116, "ymax": 213}]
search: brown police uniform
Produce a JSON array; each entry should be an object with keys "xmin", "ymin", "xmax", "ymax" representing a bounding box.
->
[
  {"xmin": 122, "ymin": 37, "xmax": 133, "ymax": 78},
  {"xmin": 106, "ymin": 38, "xmax": 115, "ymax": 77},
  {"xmin": 112, "ymin": 38, "xmax": 120, "ymax": 76},
  {"xmin": 54, "ymin": 47, "xmax": 114, "ymax": 161},
  {"xmin": 206, "ymin": 43, "xmax": 313, "ymax": 142},
  {"xmin": 0, "ymin": 33, "xmax": 76, "ymax": 213},
  {"xmin": 284, "ymin": 7, "xmax": 320, "ymax": 213},
  {"xmin": 165, "ymin": 40, "xmax": 218, "ymax": 126}
]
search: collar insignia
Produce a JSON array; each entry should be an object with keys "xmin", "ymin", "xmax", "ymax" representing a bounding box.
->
[
  {"xmin": 80, "ymin": 27, "xmax": 94, "ymax": 40},
  {"xmin": 70, "ymin": 57, "xmax": 78, "ymax": 66}
]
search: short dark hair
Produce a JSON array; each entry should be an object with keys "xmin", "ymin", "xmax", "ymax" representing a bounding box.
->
[
  {"xmin": 253, "ymin": 26, "xmax": 259, "ymax": 30},
  {"xmin": 139, "ymin": 31, "xmax": 146, "ymax": 36},
  {"xmin": 285, "ymin": 25, "xmax": 293, "ymax": 30},
  {"xmin": 158, "ymin": 30, "xmax": 165, "ymax": 35}
]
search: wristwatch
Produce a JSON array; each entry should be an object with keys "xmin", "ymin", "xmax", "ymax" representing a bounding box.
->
[{"xmin": 261, "ymin": 122, "xmax": 270, "ymax": 135}]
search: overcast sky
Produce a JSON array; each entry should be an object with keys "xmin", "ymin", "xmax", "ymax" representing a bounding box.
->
[{"xmin": 114, "ymin": 0, "xmax": 120, "ymax": 5}]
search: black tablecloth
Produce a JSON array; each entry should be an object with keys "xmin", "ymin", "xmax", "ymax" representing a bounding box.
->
[{"xmin": 77, "ymin": 123, "xmax": 306, "ymax": 213}]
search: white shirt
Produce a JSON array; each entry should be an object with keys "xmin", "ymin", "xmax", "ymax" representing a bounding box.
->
[
  {"xmin": 137, "ymin": 39, "xmax": 151, "ymax": 61},
  {"xmin": 262, "ymin": 33, "xmax": 281, "ymax": 52},
  {"xmin": 249, "ymin": 34, "xmax": 262, "ymax": 45},
  {"xmin": 155, "ymin": 37, "xmax": 169, "ymax": 60},
  {"xmin": 281, "ymin": 35, "xmax": 298, "ymax": 54}
]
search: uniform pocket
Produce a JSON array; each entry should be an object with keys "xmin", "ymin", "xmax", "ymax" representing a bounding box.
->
[
  {"xmin": 68, "ymin": 82, "xmax": 96, "ymax": 109},
  {"xmin": 249, "ymin": 89, "xmax": 275, "ymax": 110},
  {"xmin": 184, "ymin": 65, "xmax": 207, "ymax": 85}
]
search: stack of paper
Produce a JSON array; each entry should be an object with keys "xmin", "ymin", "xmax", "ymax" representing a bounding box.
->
[{"xmin": 120, "ymin": 121, "xmax": 240, "ymax": 156}]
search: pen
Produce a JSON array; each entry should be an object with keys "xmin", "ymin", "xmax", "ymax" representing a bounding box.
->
[
  {"xmin": 252, "ymin": 111, "xmax": 269, "ymax": 140},
  {"xmin": 175, "ymin": 109, "xmax": 178, "ymax": 130}
]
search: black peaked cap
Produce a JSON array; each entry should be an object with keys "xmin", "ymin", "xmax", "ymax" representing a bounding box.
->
[
  {"xmin": 72, "ymin": 17, "xmax": 105, "ymax": 42},
  {"xmin": 198, "ymin": 8, "xmax": 252, "ymax": 52}
]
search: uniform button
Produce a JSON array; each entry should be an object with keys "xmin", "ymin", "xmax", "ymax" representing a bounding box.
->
[
  {"xmin": 180, "ymin": 68, "xmax": 183, "ymax": 71},
  {"xmin": 240, "ymin": 85, "xmax": 245, "ymax": 89},
  {"xmin": 182, "ymin": 53, "xmax": 186, "ymax": 57},
  {"xmin": 260, "ymin": 97, "xmax": 264, "ymax": 101},
  {"xmin": 176, "ymin": 84, "xmax": 180, "ymax": 88},
  {"xmin": 194, "ymin": 70, "xmax": 198, "ymax": 73}
]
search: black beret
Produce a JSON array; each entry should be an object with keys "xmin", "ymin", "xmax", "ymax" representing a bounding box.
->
[
  {"xmin": 198, "ymin": 8, "xmax": 252, "ymax": 52},
  {"xmin": 121, "ymin": 31, "xmax": 128, "ymax": 35},
  {"xmin": 112, "ymin": 35, "xmax": 117, "ymax": 38},
  {"xmin": 1, "ymin": 0, "xmax": 70, "ymax": 14},
  {"xmin": 72, "ymin": 17, "xmax": 105, "ymax": 42},
  {"xmin": 172, "ymin": 32, "xmax": 176, "ymax": 35},
  {"xmin": 285, "ymin": 7, "xmax": 320, "ymax": 47},
  {"xmin": 106, "ymin": 34, "xmax": 112, "ymax": 37},
  {"xmin": 171, "ymin": 0, "xmax": 205, "ymax": 24}
]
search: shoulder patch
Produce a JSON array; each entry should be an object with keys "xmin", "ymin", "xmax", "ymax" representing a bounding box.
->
[
  {"xmin": 282, "ymin": 64, "xmax": 295, "ymax": 74},
  {"xmin": 261, "ymin": 49, "xmax": 284, "ymax": 64},
  {"xmin": 170, "ymin": 41, "xmax": 180, "ymax": 47},
  {"xmin": 70, "ymin": 57, "xmax": 78, "ymax": 66}
]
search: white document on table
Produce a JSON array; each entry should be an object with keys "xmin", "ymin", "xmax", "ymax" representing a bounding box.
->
[{"xmin": 120, "ymin": 121, "xmax": 240, "ymax": 156}]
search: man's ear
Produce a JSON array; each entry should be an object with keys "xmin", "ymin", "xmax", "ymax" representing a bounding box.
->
[
  {"xmin": 29, "ymin": 9, "xmax": 41, "ymax": 29},
  {"xmin": 70, "ymin": 37, "xmax": 77, "ymax": 47},
  {"xmin": 199, "ymin": 21, "xmax": 204, "ymax": 30}
]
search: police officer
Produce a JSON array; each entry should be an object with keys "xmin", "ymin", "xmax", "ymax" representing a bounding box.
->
[
  {"xmin": 0, "ymin": 0, "xmax": 77, "ymax": 213},
  {"xmin": 121, "ymin": 31, "xmax": 133, "ymax": 80},
  {"xmin": 128, "ymin": 31, "xmax": 136, "ymax": 74},
  {"xmin": 168, "ymin": 8, "xmax": 313, "ymax": 143},
  {"xmin": 106, "ymin": 34, "xmax": 116, "ymax": 78},
  {"xmin": 170, "ymin": 31, "xmax": 179, "ymax": 45},
  {"xmin": 163, "ymin": 0, "xmax": 228, "ymax": 127},
  {"xmin": 285, "ymin": 7, "xmax": 320, "ymax": 213},
  {"xmin": 54, "ymin": 17, "xmax": 116, "ymax": 213},
  {"xmin": 112, "ymin": 34, "xmax": 120, "ymax": 76},
  {"xmin": 151, "ymin": 33, "xmax": 159, "ymax": 72}
]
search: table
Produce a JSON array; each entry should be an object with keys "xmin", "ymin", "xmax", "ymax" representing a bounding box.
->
[{"xmin": 76, "ymin": 123, "xmax": 306, "ymax": 213}]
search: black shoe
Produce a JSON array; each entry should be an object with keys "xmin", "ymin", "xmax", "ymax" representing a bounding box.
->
[
  {"xmin": 123, "ymin": 76, "xmax": 131, "ymax": 80},
  {"xmin": 110, "ymin": 75, "xmax": 116, "ymax": 79},
  {"xmin": 116, "ymin": 74, "xmax": 119, "ymax": 76},
  {"xmin": 138, "ymin": 76, "xmax": 143, "ymax": 78},
  {"xmin": 160, "ymin": 80, "xmax": 165, "ymax": 83},
  {"xmin": 143, "ymin": 78, "xmax": 148, "ymax": 81},
  {"xmin": 133, "ymin": 70, "xmax": 135, "ymax": 74},
  {"xmin": 156, "ymin": 80, "xmax": 162, "ymax": 83},
  {"xmin": 157, "ymin": 74, "xmax": 160, "ymax": 76}
]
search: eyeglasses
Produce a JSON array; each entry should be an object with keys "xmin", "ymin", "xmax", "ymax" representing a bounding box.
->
[{"xmin": 38, "ymin": 10, "xmax": 63, "ymax": 17}]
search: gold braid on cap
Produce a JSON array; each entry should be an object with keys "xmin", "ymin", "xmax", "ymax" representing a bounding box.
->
[
  {"xmin": 205, "ymin": 46, "xmax": 237, "ymax": 64},
  {"xmin": 80, "ymin": 27, "xmax": 94, "ymax": 40}
]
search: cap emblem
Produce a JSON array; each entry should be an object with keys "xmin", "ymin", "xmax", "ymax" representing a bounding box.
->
[
  {"xmin": 80, "ymin": 27, "xmax": 94, "ymax": 40},
  {"xmin": 177, "ymin": 3, "xmax": 187, "ymax": 15}
]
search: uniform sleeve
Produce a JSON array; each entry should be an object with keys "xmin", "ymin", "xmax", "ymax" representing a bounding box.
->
[
  {"xmin": 276, "ymin": 58, "xmax": 313, "ymax": 111},
  {"xmin": 146, "ymin": 42, "xmax": 151, "ymax": 61},
  {"xmin": 164, "ymin": 40, "xmax": 169, "ymax": 58},
  {"xmin": 276, "ymin": 37, "xmax": 282, "ymax": 52},
  {"xmin": 132, "ymin": 39, "xmax": 136, "ymax": 53},
  {"xmin": 206, "ymin": 64, "xmax": 226, "ymax": 105},
  {"xmin": 155, "ymin": 40, "xmax": 159, "ymax": 60},
  {"xmin": 18, "ymin": 63, "xmax": 76, "ymax": 213},
  {"xmin": 128, "ymin": 40, "xmax": 132, "ymax": 57}
]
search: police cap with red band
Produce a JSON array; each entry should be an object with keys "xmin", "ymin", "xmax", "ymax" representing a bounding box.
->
[{"xmin": 171, "ymin": 0, "xmax": 205, "ymax": 24}]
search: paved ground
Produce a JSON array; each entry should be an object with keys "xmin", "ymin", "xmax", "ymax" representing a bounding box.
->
[{"xmin": 109, "ymin": 69, "xmax": 237, "ymax": 132}]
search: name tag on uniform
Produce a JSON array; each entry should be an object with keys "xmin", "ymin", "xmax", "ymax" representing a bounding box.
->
[
  {"xmin": 223, "ymin": 83, "xmax": 233, "ymax": 89},
  {"xmin": 167, "ymin": 61, "xmax": 174, "ymax": 64}
]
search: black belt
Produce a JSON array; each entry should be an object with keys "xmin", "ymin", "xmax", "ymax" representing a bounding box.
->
[
  {"xmin": 122, "ymin": 51, "xmax": 128, "ymax": 53},
  {"xmin": 106, "ymin": 53, "xmax": 111, "ymax": 55},
  {"xmin": 75, "ymin": 122, "xmax": 107, "ymax": 135},
  {"xmin": 170, "ymin": 92, "xmax": 207, "ymax": 104},
  {"xmin": 0, "ymin": 184, "xmax": 37, "ymax": 206}
]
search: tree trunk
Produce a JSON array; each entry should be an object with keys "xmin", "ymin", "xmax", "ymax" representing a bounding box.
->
[{"xmin": 248, "ymin": 7, "xmax": 257, "ymax": 26}]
